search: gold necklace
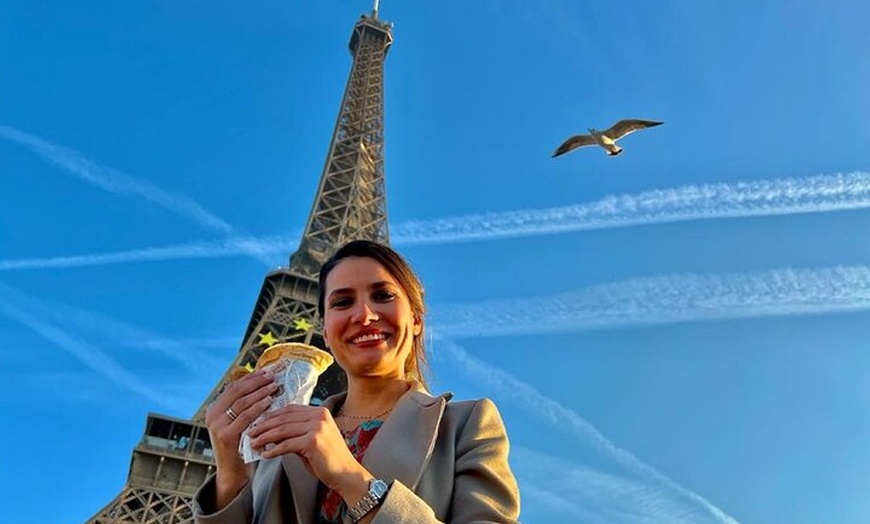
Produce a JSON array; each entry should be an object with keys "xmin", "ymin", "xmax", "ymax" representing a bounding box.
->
[{"xmin": 336, "ymin": 406, "xmax": 394, "ymax": 421}]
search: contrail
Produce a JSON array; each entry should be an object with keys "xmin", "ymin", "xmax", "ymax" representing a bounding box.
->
[
  {"xmin": 429, "ymin": 265, "xmax": 870, "ymax": 337},
  {"xmin": 519, "ymin": 482, "xmax": 602, "ymax": 523},
  {"xmin": 514, "ymin": 447, "xmax": 720, "ymax": 524},
  {"xmin": 0, "ymin": 124, "xmax": 275, "ymax": 265},
  {"xmin": 0, "ymin": 125, "xmax": 237, "ymax": 235},
  {"xmin": 392, "ymin": 170, "xmax": 870, "ymax": 244},
  {"xmin": 433, "ymin": 336, "xmax": 740, "ymax": 524},
  {"xmin": 0, "ymin": 276, "xmax": 230, "ymax": 373},
  {"xmin": 37, "ymin": 299, "xmax": 227, "ymax": 373},
  {"xmin": 0, "ymin": 236, "xmax": 288, "ymax": 271},
  {"xmin": 78, "ymin": 264, "xmax": 870, "ymax": 359},
  {"xmin": 2, "ymin": 171, "xmax": 869, "ymax": 271},
  {"xmin": 0, "ymin": 282, "xmax": 183, "ymax": 411}
]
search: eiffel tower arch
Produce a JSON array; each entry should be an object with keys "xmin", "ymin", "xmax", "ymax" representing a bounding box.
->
[{"xmin": 85, "ymin": 6, "xmax": 394, "ymax": 523}]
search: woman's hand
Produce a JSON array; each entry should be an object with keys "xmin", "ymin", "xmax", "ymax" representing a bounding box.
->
[
  {"xmin": 247, "ymin": 405, "xmax": 372, "ymax": 503},
  {"xmin": 204, "ymin": 369, "xmax": 278, "ymax": 508}
]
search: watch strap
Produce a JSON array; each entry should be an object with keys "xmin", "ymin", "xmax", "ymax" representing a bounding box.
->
[{"xmin": 347, "ymin": 479, "xmax": 389, "ymax": 523}]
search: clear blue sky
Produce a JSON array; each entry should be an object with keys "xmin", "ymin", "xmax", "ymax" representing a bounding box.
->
[{"xmin": 2, "ymin": 1, "xmax": 869, "ymax": 523}]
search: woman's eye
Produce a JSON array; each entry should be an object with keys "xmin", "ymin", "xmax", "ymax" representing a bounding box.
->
[
  {"xmin": 373, "ymin": 290, "xmax": 397, "ymax": 301},
  {"xmin": 329, "ymin": 297, "xmax": 353, "ymax": 309}
]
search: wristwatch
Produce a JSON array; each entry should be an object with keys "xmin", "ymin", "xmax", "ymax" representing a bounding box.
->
[{"xmin": 347, "ymin": 478, "xmax": 389, "ymax": 523}]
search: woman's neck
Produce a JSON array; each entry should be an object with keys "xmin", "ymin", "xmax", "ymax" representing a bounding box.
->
[{"xmin": 340, "ymin": 377, "xmax": 412, "ymax": 417}]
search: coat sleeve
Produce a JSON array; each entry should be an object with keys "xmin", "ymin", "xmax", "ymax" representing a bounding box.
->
[
  {"xmin": 371, "ymin": 398, "xmax": 521, "ymax": 524},
  {"xmin": 193, "ymin": 474, "xmax": 255, "ymax": 524}
]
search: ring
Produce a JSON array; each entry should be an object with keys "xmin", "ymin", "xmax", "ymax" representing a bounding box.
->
[{"xmin": 225, "ymin": 407, "xmax": 238, "ymax": 421}]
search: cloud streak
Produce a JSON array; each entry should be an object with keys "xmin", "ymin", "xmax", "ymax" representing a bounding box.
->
[
  {"xmin": 103, "ymin": 264, "xmax": 870, "ymax": 355},
  {"xmin": 0, "ymin": 280, "xmax": 229, "ymax": 373},
  {"xmin": 0, "ymin": 236, "xmax": 288, "ymax": 271},
  {"xmin": 0, "ymin": 281, "xmax": 183, "ymax": 411},
  {"xmin": 429, "ymin": 265, "xmax": 870, "ymax": 337},
  {"xmin": 392, "ymin": 170, "xmax": 870, "ymax": 244},
  {"xmin": 433, "ymin": 336, "xmax": 739, "ymax": 524},
  {"xmin": 514, "ymin": 447, "xmax": 717, "ymax": 524},
  {"xmin": 42, "ymin": 300, "xmax": 227, "ymax": 373},
  {"xmin": 0, "ymin": 124, "xmax": 275, "ymax": 265},
  {"xmin": 3, "ymin": 170, "xmax": 869, "ymax": 271}
]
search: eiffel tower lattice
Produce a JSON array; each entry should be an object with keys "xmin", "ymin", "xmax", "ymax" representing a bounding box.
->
[{"xmin": 85, "ymin": 7, "xmax": 394, "ymax": 524}]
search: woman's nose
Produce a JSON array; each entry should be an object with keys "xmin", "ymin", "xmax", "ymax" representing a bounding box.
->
[{"xmin": 351, "ymin": 301, "xmax": 379, "ymax": 324}]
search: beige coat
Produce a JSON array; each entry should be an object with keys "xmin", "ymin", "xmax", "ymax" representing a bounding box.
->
[{"xmin": 194, "ymin": 386, "xmax": 520, "ymax": 524}]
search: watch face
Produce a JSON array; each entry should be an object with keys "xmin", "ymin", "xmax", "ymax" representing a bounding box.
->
[{"xmin": 370, "ymin": 479, "xmax": 389, "ymax": 499}]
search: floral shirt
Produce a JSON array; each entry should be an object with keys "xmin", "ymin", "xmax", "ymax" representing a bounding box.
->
[{"xmin": 316, "ymin": 419, "xmax": 384, "ymax": 524}]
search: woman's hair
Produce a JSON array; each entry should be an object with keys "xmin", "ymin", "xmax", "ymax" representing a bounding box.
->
[{"xmin": 318, "ymin": 239, "xmax": 428, "ymax": 387}]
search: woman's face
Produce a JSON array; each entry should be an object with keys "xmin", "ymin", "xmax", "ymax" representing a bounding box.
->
[{"xmin": 322, "ymin": 256, "xmax": 421, "ymax": 380}]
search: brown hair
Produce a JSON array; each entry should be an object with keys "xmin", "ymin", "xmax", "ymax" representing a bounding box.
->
[{"xmin": 318, "ymin": 240, "xmax": 428, "ymax": 387}]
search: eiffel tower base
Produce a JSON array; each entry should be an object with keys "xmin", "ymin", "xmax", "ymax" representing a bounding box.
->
[
  {"xmin": 86, "ymin": 412, "xmax": 215, "ymax": 524},
  {"xmin": 87, "ymin": 487, "xmax": 194, "ymax": 524}
]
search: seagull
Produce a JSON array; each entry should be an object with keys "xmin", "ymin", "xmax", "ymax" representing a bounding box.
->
[{"xmin": 552, "ymin": 119, "xmax": 663, "ymax": 157}]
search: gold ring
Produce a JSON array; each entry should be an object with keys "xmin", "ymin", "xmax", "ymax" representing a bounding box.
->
[{"xmin": 225, "ymin": 407, "xmax": 238, "ymax": 421}]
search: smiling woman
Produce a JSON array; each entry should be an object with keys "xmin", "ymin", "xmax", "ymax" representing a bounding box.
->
[
  {"xmin": 319, "ymin": 241, "xmax": 426, "ymax": 389},
  {"xmin": 194, "ymin": 240, "xmax": 521, "ymax": 524}
]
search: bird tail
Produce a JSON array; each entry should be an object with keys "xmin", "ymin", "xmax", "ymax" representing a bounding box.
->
[{"xmin": 608, "ymin": 147, "xmax": 623, "ymax": 156}]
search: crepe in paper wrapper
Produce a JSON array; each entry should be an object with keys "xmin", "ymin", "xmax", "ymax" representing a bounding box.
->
[{"xmin": 239, "ymin": 342, "xmax": 334, "ymax": 463}]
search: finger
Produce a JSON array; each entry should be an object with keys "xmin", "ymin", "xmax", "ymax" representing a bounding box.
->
[
  {"xmin": 250, "ymin": 406, "xmax": 329, "ymax": 437},
  {"xmin": 229, "ymin": 381, "xmax": 280, "ymax": 419},
  {"xmin": 265, "ymin": 404, "xmax": 333, "ymax": 423},
  {"xmin": 260, "ymin": 434, "xmax": 309, "ymax": 459},
  {"xmin": 230, "ymin": 394, "xmax": 275, "ymax": 432},
  {"xmin": 250, "ymin": 422, "xmax": 310, "ymax": 450},
  {"xmin": 247, "ymin": 409, "xmax": 315, "ymax": 439},
  {"xmin": 222, "ymin": 370, "xmax": 276, "ymax": 407},
  {"xmin": 205, "ymin": 370, "xmax": 274, "ymax": 424}
]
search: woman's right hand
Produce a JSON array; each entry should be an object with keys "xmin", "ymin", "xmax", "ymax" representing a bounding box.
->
[{"xmin": 205, "ymin": 368, "xmax": 278, "ymax": 508}]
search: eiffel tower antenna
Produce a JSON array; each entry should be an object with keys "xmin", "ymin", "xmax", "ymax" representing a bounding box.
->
[{"xmin": 84, "ymin": 8, "xmax": 395, "ymax": 523}]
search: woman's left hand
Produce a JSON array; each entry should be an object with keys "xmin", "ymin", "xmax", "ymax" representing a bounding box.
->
[{"xmin": 247, "ymin": 405, "xmax": 371, "ymax": 494}]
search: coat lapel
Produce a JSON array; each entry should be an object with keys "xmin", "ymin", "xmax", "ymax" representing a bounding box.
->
[
  {"xmin": 362, "ymin": 388, "xmax": 451, "ymax": 490},
  {"xmin": 280, "ymin": 455, "xmax": 318, "ymax": 524},
  {"xmin": 279, "ymin": 393, "xmax": 347, "ymax": 524}
]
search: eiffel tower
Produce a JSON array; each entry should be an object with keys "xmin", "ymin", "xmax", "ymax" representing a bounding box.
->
[{"xmin": 85, "ymin": 5, "xmax": 394, "ymax": 523}]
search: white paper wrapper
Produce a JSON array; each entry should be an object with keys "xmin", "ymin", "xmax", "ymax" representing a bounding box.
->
[{"xmin": 239, "ymin": 357, "xmax": 321, "ymax": 463}]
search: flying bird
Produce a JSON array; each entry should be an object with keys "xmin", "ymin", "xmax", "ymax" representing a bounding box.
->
[{"xmin": 552, "ymin": 119, "xmax": 663, "ymax": 158}]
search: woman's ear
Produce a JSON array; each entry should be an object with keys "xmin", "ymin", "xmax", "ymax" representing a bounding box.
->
[{"xmin": 413, "ymin": 315, "xmax": 423, "ymax": 337}]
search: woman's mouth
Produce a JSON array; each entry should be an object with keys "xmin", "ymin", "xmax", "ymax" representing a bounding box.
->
[{"xmin": 351, "ymin": 332, "xmax": 387, "ymax": 345}]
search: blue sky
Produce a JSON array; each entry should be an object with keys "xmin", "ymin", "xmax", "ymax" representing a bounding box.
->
[{"xmin": 2, "ymin": 1, "xmax": 869, "ymax": 523}]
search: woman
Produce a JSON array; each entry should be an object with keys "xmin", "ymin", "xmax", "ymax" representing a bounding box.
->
[{"xmin": 195, "ymin": 240, "xmax": 520, "ymax": 524}]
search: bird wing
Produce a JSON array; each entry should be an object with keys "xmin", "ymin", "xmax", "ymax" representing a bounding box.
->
[
  {"xmin": 552, "ymin": 134, "xmax": 596, "ymax": 157},
  {"xmin": 604, "ymin": 119, "xmax": 664, "ymax": 140}
]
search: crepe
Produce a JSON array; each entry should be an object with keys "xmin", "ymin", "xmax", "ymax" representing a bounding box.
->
[
  {"xmin": 228, "ymin": 366, "xmax": 251, "ymax": 382},
  {"xmin": 239, "ymin": 342, "xmax": 335, "ymax": 463},
  {"xmin": 255, "ymin": 342, "xmax": 333, "ymax": 374}
]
